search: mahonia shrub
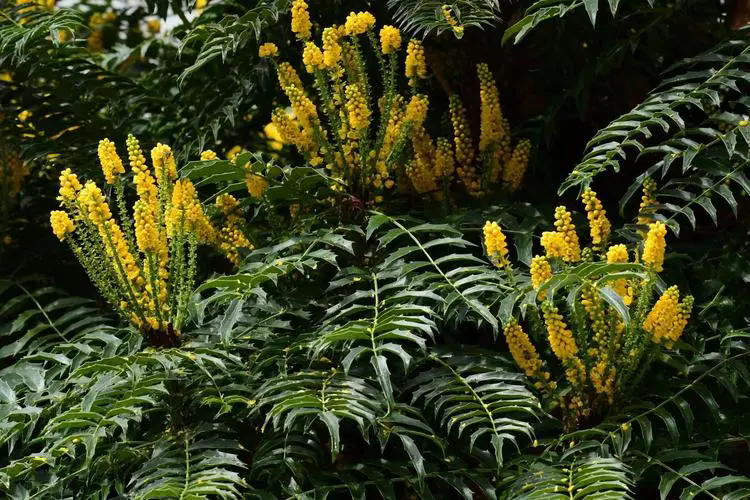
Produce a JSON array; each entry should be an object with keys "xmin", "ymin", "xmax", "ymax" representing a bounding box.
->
[
  {"xmin": 259, "ymin": 0, "xmax": 531, "ymax": 203},
  {"xmin": 49, "ymin": 136, "xmax": 253, "ymax": 344},
  {"xmin": 484, "ymin": 188, "xmax": 693, "ymax": 430}
]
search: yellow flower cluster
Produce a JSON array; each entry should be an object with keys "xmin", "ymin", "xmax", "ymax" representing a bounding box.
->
[
  {"xmin": 449, "ymin": 95, "xmax": 480, "ymax": 195},
  {"xmin": 291, "ymin": 0, "xmax": 312, "ymax": 40},
  {"xmin": 151, "ymin": 143, "xmax": 178, "ymax": 185},
  {"xmin": 504, "ymin": 319, "xmax": 544, "ymax": 378},
  {"xmin": 344, "ymin": 11, "xmax": 376, "ymax": 36},
  {"xmin": 483, "ymin": 221, "xmax": 508, "ymax": 267},
  {"xmin": 542, "ymin": 303, "xmax": 578, "ymax": 362},
  {"xmin": 379, "ymin": 25, "xmax": 401, "ymax": 54},
  {"xmin": 303, "ymin": 42, "xmax": 324, "ymax": 73},
  {"xmin": 200, "ymin": 150, "xmax": 217, "ymax": 161},
  {"xmin": 214, "ymin": 194, "xmax": 254, "ymax": 267},
  {"xmin": 477, "ymin": 63, "xmax": 505, "ymax": 153},
  {"xmin": 642, "ymin": 222, "xmax": 667, "ymax": 272},
  {"xmin": 590, "ymin": 359, "xmax": 616, "ymax": 403},
  {"xmin": 261, "ymin": 3, "xmax": 528, "ymax": 202},
  {"xmin": 50, "ymin": 136, "xmax": 238, "ymax": 337},
  {"xmin": 322, "ymin": 27, "xmax": 342, "ymax": 68},
  {"xmin": 405, "ymin": 40, "xmax": 427, "ymax": 83},
  {"xmin": 643, "ymin": 286, "xmax": 693, "ymax": 347},
  {"xmin": 245, "ymin": 169, "xmax": 269, "ymax": 200},
  {"xmin": 97, "ymin": 138, "xmax": 125, "ymax": 184},
  {"xmin": 606, "ymin": 244, "xmax": 630, "ymax": 300},
  {"xmin": 552, "ymin": 206, "xmax": 581, "ymax": 262},
  {"xmin": 258, "ymin": 42, "xmax": 279, "ymax": 58},
  {"xmin": 503, "ymin": 139, "xmax": 531, "ymax": 192},
  {"xmin": 50, "ymin": 210, "xmax": 74, "ymax": 241},
  {"xmin": 582, "ymin": 188, "xmax": 610, "ymax": 246},
  {"xmin": 345, "ymin": 83, "xmax": 371, "ymax": 131},
  {"xmin": 530, "ymin": 255, "xmax": 552, "ymax": 292}
]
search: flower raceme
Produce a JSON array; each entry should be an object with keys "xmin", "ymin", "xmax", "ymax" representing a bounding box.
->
[
  {"xmin": 484, "ymin": 194, "xmax": 693, "ymax": 428},
  {"xmin": 259, "ymin": 2, "xmax": 531, "ymax": 203},
  {"xmin": 49, "ymin": 137, "xmax": 252, "ymax": 340}
]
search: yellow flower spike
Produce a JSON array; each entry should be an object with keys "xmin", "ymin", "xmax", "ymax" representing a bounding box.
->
[
  {"xmin": 405, "ymin": 94, "xmax": 429, "ymax": 124},
  {"xmin": 272, "ymin": 108, "xmax": 305, "ymax": 149},
  {"xmin": 643, "ymin": 286, "xmax": 680, "ymax": 345},
  {"xmin": 477, "ymin": 63, "xmax": 504, "ymax": 154},
  {"xmin": 449, "ymin": 95, "xmax": 480, "ymax": 196},
  {"xmin": 590, "ymin": 358, "xmax": 616, "ymax": 402},
  {"xmin": 542, "ymin": 302, "xmax": 579, "ymax": 362},
  {"xmin": 290, "ymin": 0, "xmax": 312, "ymax": 40},
  {"xmin": 200, "ymin": 150, "xmax": 217, "ymax": 161},
  {"xmin": 642, "ymin": 222, "xmax": 667, "ymax": 272},
  {"xmin": 379, "ymin": 25, "xmax": 401, "ymax": 54},
  {"xmin": 442, "ymin": 5, "xmax": 457, "ymax": 26},
  {"xmin": 277, "ymin": 62, "xmax": 305, "ymax": 93},
  {"xmin": 434, "ymin": 137, "xmax": 455, "ymax": 179},
  {"xmin": 405, "ymin": 40, "xmax": 427, "ymax": 83},
  {"xmin": 582, "ymin": 188, "xmax": 611, "ymax": 246},
  {"xmin": 345, "ymin": 83, "xmax": 371, "ymax": 131},
  {"xmin": 227, "ymin": 145, "xmax": 242, "ymax": 161},
  {"xmin": 133, "ymin": 200, "xmax": 161, "ymax": 254},
  {"xmin": 245, "ymin": 169, "xmax": 269, "ymax": 200},
  {"xmin": 530, "ymin": 256, "xmax": 552, "ymax": 297},
  {"xmin": 606, "ymin": 244, "xmax": 629, "ymax": 297},
  {"xmin": 285, "ymin": 85, "xmax": 319, "ymax": 128},
  {"xmin": 322, "ymin": 26, "xmax": 343, "ymax": 68},
  {"xmin": 553, "ymin": 206, "xmax": 581, "ymax": 262},
  {"xmin": 302, "ymin": 42, "xmax": 324, "ymax": 73},
  {"xmin": 503, "ymin": 139, "xmax": 531, "ymax": 192},
  {"xmin": 58, "ymin": 168, "xmax": 82, "ymax": 202},
  {"xmin": 540, "ymin": 231, "xmax": 566, "ymax": 259},
  {"xmin": 344, "ymin": 11, "xmax": 376, "ymax": 36},
  {"xmin": 258, "ymin": 42, "xmax": 279, "ymax": 58},
  {"xmin": 216, "ymin": 193, "xmax": 240, "ymax": 216},
  {"xmin": 483, "ymin": 221, "xmax": 509, "ymax": 267},
  {"xmin": 50, "ymin": 211, "xmax": 74, "ymax": 241},
  {"xmin": 150, "ymin": 143, "xmax": 177, "ymax": 184},
  {"xmin": 503, "ymin": 319, "xmax": 543, "ymax": 377},
  {"xmin": 97, "ymin": 138, "xmax": 125, "ymax": 184},
  {"xmin": 168, "ymin": 179, "xmax": 215, "ymax": 243}
]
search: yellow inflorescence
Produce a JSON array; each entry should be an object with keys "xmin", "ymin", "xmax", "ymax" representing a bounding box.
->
[
  {"xmin": 50, "ymin": 211, "xmax": 74, "ymax": 241},
  {"xmin": 277, "ymin": 62, "xmax": 305, "ymax": 92},
  {"xmin": 606, "ymin": 244, "xmax": 629, "ymax": 299},
  {"xmin": 642, "ymin": 222, "xmax": 667, "ymax": 272},
  {"xmin": 405, "ymin": 94, "xmax": 429, "ymax": 124},
  {"xmin": 540, "ymin": 230, "xmax": 566, "ymax": 260},
  {"xmin": 542, "ymin": 303, "xmax": 578, "ymax": 361},
  {"xmin": 380, "ymin": 25, "xmax": 401, "ymax": 54},
  {"xmin": 345, "ymin": 83, "xmax": 371, "ymax": 131},
  {"xmin": 643, "ymin": 286, "xmax": 693, "ymax": 347},
  {"xmin": 553, "ymin": 206, "xmax": 581, "ymax": 262},
  {"xmin": 58, "ymin": 168, "xmax": 82, "ymax": 202},
  {"xmin": 449, "ymin": 95, "xmax": 480, "ymax": 195},
  {"xmin": 405, "ymin": 40, "xmax": 427, "ymax": 83},
  {"xmin": 215, "ymin": 194, "xmax": 253, "ymax": 267},
  {"xmin": 590, "ymin": 359, "xmax": 616, "ymax": 403},
  {"xmin": 322, "ymin": 27, "xmax": 343, "ymax": 68},
  {"xmin": 200, "ymin": 150, "xmax": 217, "ymax": 161},
  {"xmin": 97, "ymin": 138, "xmax": 125, "ymax": 184},
  {"xmin": 133, "ymin": 199, "xmax": 161, "ymax": 254},
  {"xmin": 530, "ymin": 255, "xmax": 552, "ymax": 292},
  {"xmin": 504, "ymin": 319, "xmax": 544, "ymax": 378},
  {"xmin": 344, "ymin": 11, "xmax": 376, "ymax": 36},
  {"xmin": 291, "ymin": 0, "xmax": 312, "ymax": 40},
  {"xmin": 258, "ymin": 42, "xmax": 279, "ymax": 58},
  {"xmin": 151, "ymin": 143, "xmax": 177, "ymax": 185},
  {"xmin": 483, "ymin": 221, "xmax": 508, "ymax": 267},
  {"xmin": 302, "ymin": 42, "xmax": 324, "ymax": 73},
  {"xmin": 434, "ymin": 137, "xmax": 455, "ymax": 180},
  {"xmin": 477, "ymin": 63, "xmax": 504, "ymax": 153},
  {"xmin": 245, "ymin": 169, "xmax": 269, "ymax": 200},
  {"xmin": 582, "ymin": 188, "xmax": 610, "ymax": 246},
  {"xmin": 503, "ymin": 139, "xmax": 531, "ymax": 192}
]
